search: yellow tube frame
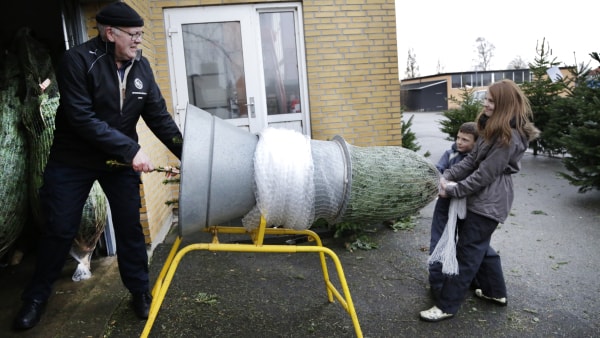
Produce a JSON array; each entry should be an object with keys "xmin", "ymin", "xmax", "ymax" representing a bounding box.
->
[{"xmin": 141, "ymin": 216, "xmax": 363, "ymax": 338}]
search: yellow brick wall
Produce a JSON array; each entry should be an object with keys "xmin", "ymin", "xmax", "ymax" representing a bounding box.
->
[{"xmin": 303, "ymin": 0, "xmax": 401, "ymax": 146}]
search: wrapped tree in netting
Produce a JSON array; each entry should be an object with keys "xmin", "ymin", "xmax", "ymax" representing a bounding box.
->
[
  {"xmin": 6, "ymin": 28, "xmax": 108, "ymax": 275},
  {"xmin": 342, "ymin": 143, "xmax": 439, "ymax": 223},
  {"xmin": 70, "ymin": 181, "xmax": 108, "ymax": 281},
  {"xmin": 243, "ymin": 128, "xmax": 439, "ymax": 231},
  {"xmin": 15, "ymin": 27, "xmax": 60, "ymax": 229},
  {"xmin": 0, "ymin": 57, "xmax": 28, "ymax": 260}
]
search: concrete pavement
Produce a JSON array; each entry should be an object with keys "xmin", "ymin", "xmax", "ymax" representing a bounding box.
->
[{"xmin": 1, "ymin": 111, "xmax": 599, "ymax": 337}]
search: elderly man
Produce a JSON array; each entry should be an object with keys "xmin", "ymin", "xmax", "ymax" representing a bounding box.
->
[{"xmin": 14, "ymin": 2, "xmax": 182, "ymax": 329}]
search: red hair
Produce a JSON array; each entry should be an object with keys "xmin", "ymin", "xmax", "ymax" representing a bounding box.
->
[{"xmin": 477, "ymin": 79, "xmax": 539, "ymax": 146}]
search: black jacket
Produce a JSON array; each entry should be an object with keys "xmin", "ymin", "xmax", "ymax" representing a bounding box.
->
[{"xmin": 50, "ymin": 36, "xmax": 182, "ymax": 170}]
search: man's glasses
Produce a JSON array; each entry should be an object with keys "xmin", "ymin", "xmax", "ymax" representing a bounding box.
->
[{"xmin": 112, "ymin": 26, "xmax": 143, "ymax": 41}]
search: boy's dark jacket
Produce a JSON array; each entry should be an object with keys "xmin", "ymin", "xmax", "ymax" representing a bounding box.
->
[{"xmin": 436, "ymin": 143, "xmax": 469, "ymax": 174}]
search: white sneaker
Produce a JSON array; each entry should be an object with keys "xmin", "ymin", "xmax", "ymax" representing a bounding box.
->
[
  {"xmin": 419, "ymin": 306, "xmax": 454, "ymax": 322},
  {"xmin": 475, "ymin": 289, "xmax": 507, "ymax": 306}
]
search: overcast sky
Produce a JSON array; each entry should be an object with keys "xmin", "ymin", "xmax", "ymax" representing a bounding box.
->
[{"xmin": 395, "ymin": 0, "xmax": 598, "ymax": 78}]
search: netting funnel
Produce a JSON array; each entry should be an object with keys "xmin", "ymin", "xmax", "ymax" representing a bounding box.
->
[{"xmin": 179, "ymin": 104, "xmax": 258, "ymax": 236}]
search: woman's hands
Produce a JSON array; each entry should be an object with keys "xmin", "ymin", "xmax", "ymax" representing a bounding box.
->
[
  {"xmin": 439, "ymin": 177, "xmax": 447, "ymax": 198},
  {"xmin": 439, "ymin": 177, "xmax": 456, "ymax": 198}
]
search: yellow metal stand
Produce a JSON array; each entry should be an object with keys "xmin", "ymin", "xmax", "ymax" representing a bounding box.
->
[{"xmin": 141, "ymin": 216, "xmax": 363, "ymax": 338}]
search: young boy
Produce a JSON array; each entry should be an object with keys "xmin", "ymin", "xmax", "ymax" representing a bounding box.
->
[{"xmin": 428, "ymin": 122, "xmax": 478, "ymax": 300}]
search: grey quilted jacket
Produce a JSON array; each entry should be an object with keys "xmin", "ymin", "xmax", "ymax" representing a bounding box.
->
[{"xmin": 442, "ymin": 129, "xmax": 529, "ymax": 223}]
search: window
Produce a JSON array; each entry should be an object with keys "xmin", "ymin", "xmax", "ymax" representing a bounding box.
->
[
  {"xmin": 451, "ymin": 74, "xmax": 462, "ymax": 88},
  {"xmin": 481, "ymin": 73, "xmax": 492, "ymax": 86}
]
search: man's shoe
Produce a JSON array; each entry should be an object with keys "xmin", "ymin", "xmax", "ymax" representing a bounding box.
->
[
  {"xmin": 475, "ymin": 289, "xmax": 507, "ymax": 306},
  {"xmin": 13, "ymin": 299, "xmax": 46, "ymax": 329},
  {"xmin": 419, "ymin": 306, "xmax": 454, "ymax": 322},
  {"xmin": 132, "ymin": 291, "xmax": 152, "ymax": 319}
]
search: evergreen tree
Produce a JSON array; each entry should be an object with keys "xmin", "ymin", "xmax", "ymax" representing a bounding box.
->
[
  {"xmin": 542, "ymin": 61, "xmax": 592, "ymax": 157},
  {"xmin": 558, "ymin": 53, "xmax": 600, "ymax": 192},
  {"xmin": 401, "ymin": 113, "xmax": 420, "ymax": 152},
  {"xmin": 520, "ymin": 38, "xmax": 567, "ymax": 156},
  {"xmin": 439, "ymin": 87, "xmax": 481, "ymax": 141}
]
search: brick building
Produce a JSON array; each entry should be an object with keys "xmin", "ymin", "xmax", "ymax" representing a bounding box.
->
[{"xmin": 1, "ymin": 0, "xmax": 402, "ymax": 246}]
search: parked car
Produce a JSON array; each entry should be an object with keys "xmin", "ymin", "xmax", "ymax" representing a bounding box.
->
[{"xmin": 473, "ymin": 90, "xmax": 486, "ymax": 102}]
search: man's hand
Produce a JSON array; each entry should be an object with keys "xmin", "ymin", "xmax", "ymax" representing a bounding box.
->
[{"xmin": 132, "ymin": 149, "xmax": 154, "ymax": 173}]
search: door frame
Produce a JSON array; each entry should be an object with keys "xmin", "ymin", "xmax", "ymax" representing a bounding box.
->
[{"xmin": 163, "ymin": 2, "xmax": 311, "ymax": 136}]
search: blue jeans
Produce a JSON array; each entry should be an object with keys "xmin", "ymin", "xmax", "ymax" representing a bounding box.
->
[{"xmin": 22, "ymin": 162, "xmax": 149, "ymax": 302}]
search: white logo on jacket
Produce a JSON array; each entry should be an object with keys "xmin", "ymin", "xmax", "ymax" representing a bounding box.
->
[{"xmin": 134, "ymin": 78, "xmax": 143, "ymax": 89}]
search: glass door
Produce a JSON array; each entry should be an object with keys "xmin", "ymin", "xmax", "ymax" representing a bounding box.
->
[{"xmin": 165, "ymin": 3, "xmax": 310, "ymax": 135}]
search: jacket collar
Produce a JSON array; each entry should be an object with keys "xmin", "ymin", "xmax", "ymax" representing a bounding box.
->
[{"xmin": 91, "ymin": 35, "xmax": 142, "ymax": 62}]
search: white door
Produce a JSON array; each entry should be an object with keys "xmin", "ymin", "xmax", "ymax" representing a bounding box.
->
[{"xmin": 165, "ymin": 3, "xmax": 310, "ymax": 135}]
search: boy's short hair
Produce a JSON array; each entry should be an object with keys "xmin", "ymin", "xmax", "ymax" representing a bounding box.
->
[{"xmin": 459, "ymin": 122, "xmax": 478, "ymax": 139}]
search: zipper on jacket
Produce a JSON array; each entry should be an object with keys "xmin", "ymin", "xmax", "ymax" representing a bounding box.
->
[
  {"xmin": 117, "ymin": 60, "xmax": 134, "ymax": 114},
  {"xmin": 119, "ymin": 82, "xmax": 125, "ymax": 113}
]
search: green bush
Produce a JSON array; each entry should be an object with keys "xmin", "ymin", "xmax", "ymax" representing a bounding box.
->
[
  {"xmin": 401, "ymin": 113, "xmax": 421, "ymax": 152},
  {"xmin": 439, "ymin": 87, "xmax": 481, "ymax": 140}
]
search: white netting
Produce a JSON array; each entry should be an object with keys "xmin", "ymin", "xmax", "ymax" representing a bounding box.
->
[
  {"xmin": 242, "ymin": 128, "xmax": 315, "ymax": 230},
  {"xmin": 428, "ymin": 193, "xmax": 466, "ymax": 276},
  {"xmin": 70, "ymin": 181, "xmax": 108, "ymax": 281},
  {"xmin": 70, "ymin": 249, "xmax": 93, "ymax": 282},
  {"xmin": 310, "ymin": 139, "xmax": 348, "ymax": 224}
]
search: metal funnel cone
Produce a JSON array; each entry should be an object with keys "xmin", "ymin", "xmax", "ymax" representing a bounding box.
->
[{"xmin": 178, "ymin": 105, "xmax": 257, "ymax": 236}]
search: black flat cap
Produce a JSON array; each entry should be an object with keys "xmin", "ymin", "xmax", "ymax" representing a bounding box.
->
[{"xmin": 96, "ymin": 2, "xmax": 144, "ymax": 27}]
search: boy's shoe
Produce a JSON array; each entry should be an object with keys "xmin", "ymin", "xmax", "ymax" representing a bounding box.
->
[
  {"xmin": 475, "ymin": 289, "xmax": 507, "ymax": 306},
  {"xmin": 419, "ymin": 306, "xmax": 454, "ymax": 322}
]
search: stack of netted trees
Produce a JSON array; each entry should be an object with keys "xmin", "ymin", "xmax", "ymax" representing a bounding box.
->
[{"xmin": 0, "ymin": 28, "xmax": 107, "ymax": 278}]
